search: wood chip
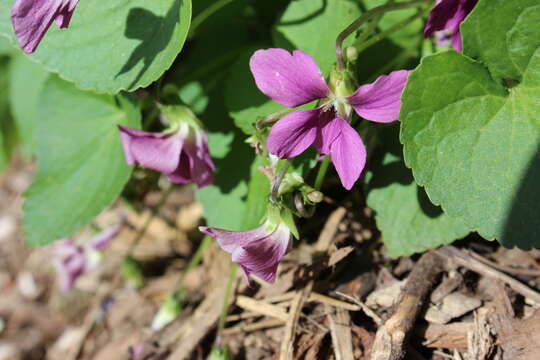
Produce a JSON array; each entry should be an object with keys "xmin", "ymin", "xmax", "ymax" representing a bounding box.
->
[
  {"xmin": 438, "ymin": 246, "xmax": 540, "ymax": 304},
  {"xmin": 425, "ymin": 292, "xmax": 482, "ymax": 324}
]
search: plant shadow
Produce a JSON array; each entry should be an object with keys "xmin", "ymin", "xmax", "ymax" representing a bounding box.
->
[
  {"xmin": 368, "ymin": 123, "xmax": 443, "ymax": 219},
  {"xmin": 501, "ymin": 146, "xmax": 540, "ymax": 249},
  {"xmin": 116, "ymin": 0, "xmax": 183, "ymax": 89}
]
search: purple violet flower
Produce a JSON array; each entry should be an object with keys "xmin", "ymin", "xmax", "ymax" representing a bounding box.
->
[
  {"xmin": 11, "ymin": 0, "xmax": 80, "ymax": 54},
  {"xmin": 199, "ymin": 206, "xmax": 296, "ymax": 285},
  {"xmin": 118, "ymin": 105, "xmax": 215, "ymax": 188},
  {"xmin": 54, "ymin": 225, "xmax": 120, "ymax": 292},
  {"xmin": 423, "ymin": 0, "xmax": 477, "ymax": 51},
  {"xmin": 53, "ymin": 239, "xmax": 86, "ymax": 292},
  {"xmin": 249, "ymin": 48, "xmax": 409, "ymax": 190}
]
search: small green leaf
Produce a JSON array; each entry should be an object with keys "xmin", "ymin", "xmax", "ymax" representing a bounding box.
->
[
  {"xmin": 8, "ymin": 54, "xmax": 49, "ymax": 157},
  {"xmin": 23, "ymin": 77, "xmax": 141, "ymax": 246},
  {"xmin": 274, "ymin": 0, "xmax": 361, "ymax": 74},
  {"xmin": 400, "ymin": 0, "xmax": 540, "ymax": 248},
  {"xmin": 0, "ymin": 0, "xmax": 191, "ymax": 94}
]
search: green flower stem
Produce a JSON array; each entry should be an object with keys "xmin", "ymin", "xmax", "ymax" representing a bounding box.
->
[
  {"xmin": 216, "ymin": 262, "xmax": 238, "ymax": 343},
  {"xmin": 336, "ymin": 0, "xmax": 432, "ymax": 69},
  {"xmin": 127, "ymin": 184, "xmax": 175, "ymax": 255},
  {"xmin": 180, "ymin": 235, "xmax": 213, "ymax": 282},
  {"xmin": 188, "ymin": 0, "xmax": 236, "ymax": 38},
  {"xmin": 271, "ymin": 160, "xmax": 291, "ymax": 202},
  {"xmin": 353, "ymin": 0, "xmax": 397, "ymax": 48},
  {"xmin": 314, "ymin": 156, "xmax": 331, "ymax": 191},
  {"xmin": 353, "ymin": 7, "xmax": 430, "ymax": 55}
]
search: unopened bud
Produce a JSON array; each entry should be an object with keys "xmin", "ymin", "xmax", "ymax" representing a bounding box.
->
[
  {"xmin": 151, "ymin": 290, "xmax": 185, "ymax": 331},
  {"xmin": 346, "ymin": 46, "xmax": 358, "ymax": 62},
  {"xmin": 121, "ymin": 257, "xmax": 145, "ymax": 290},
  {"xmin": 306, "ymin": 190, "xmax": 323, "ymax": 203}
]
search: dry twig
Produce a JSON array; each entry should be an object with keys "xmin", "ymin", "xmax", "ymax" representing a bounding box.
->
[
  {"xmin": 371, "ymin": 251, "xmax": 445, "ymax": 360},
  {"xmin": 438, "ymin": 246, "xmax": 540, "ymax": 304}
]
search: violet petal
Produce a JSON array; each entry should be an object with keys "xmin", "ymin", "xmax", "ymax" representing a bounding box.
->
[
  {"xmin": 89, "ymin": 225, "xmax": 121, "ymax": 251},
  {"xmin": 118, "ymin": 126, "xmax": 183, "ymax": 175},
  {"xmin": 230, "ymin": 224, "xmax": 289, "ymax": 284},
  {"xmin": 423, "ymin": 0, "xmax": 460, "ymax": 37},
  {"xmin": 267, "ymin": 109, "xmax": 320, "ymax": 158},
  {"xmin": 313, "ymin": 110, "xmax": 342, "ymax": 155},
  {"xmin": 329, "ymin": 118, "xmax": 366, "ymax": 190},
  {"xmin": 54, "ymin": 240, "xmax": 86, "ymax": 292},
  {"xmin": 249, "ymin": 48, "xmax": 330, "ymax": 108},
  {"xmin": 198, "ymin": 225, "xmax": 269, "ymax": 254},
  {"xmin": 347, "ymin": 70, "xmax": 410, "ymax": 123},
  {"xmin": 183, "ymin": 133, "xmax": 215, "ymax": 188},
  {"xmin": 11, "ymin": 0, "xmax": 80, "ymax": 53}
]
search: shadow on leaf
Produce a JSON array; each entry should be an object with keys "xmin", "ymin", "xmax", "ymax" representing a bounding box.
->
[{"xmin": 116, "ymin": 0, "xmax": 182, "ymax": 89}]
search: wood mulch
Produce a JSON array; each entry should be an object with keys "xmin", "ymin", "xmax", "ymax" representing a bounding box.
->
[{"xmin": 1, "ymin": 158, "xmax": 540, "ymax": 360}]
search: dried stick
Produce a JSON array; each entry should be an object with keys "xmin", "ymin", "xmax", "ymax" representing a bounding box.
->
[
  {"xmin": 371, "ymin": 251, "xmax": 444, "ymax": 360},
  {"xmin": 438, "ymin": 246, "xmax": 540, "ymax": 304},
  {"xmin": 328, "ymin": 307, "xmax": 355, "ymax": 360},
  {"xmin": 280, "ymin": 285, "xmax": 313, "ymax": 360}
]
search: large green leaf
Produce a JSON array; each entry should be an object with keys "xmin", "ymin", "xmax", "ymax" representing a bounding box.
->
[
  {"xmin": 274, "ymin": 0, "xmax": 361, "ymax": 74},
  {"xmin": 9, "ymin": 54, "xmax": 49, "ymax": 157},
  {"xmin": 462, "ymin": 0, "xmax": 540, "ymax": 83},
  {"xmin": 367, "ymin": 127, "xmax": 469, "ymax": 257},
  {"xmin": 400, "ymin": 0, "xmax": 540, "ymax": 248},
  {"xmin": 23, "ymin": 77, "xmax": 141, "ymax": 246},
  {"xmin": 0, "ymin": 0, "xmax": 191, "ymax": 94}
]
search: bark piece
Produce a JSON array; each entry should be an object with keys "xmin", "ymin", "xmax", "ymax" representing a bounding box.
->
[{"xmin": 425, "ymin": 292, "xmax": 481, "ymax": 324}]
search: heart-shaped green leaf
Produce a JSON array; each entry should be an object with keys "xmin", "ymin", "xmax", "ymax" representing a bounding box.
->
[
  {"xmin": 0, "ymin": 0, "xmax": 191, "ymax": 94},
  {"xmin": 400, "ymin": 0, "xmax": 540, "ymax": 248},
  {"xmin": 23, "ymin": 77, "xmax": 141, "ymax": 246}
]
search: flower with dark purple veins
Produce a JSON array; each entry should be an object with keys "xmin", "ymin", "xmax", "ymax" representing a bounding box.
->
[
  {"xmin": 199, "ymin": 206, "xmax": 296, "ymax": 285},
  {"xmin": 11, "ymin": 0, "xmax": 80, "ymax": 53},
  {"xmin": 423, "ymin": 0, "xmax": 478, "ymax": 51},
  {"xmin": 118, "ymin": 105, "xmax": 215, "ymax": 188},
  {"xmin": 249, "ymin": 48, "xmax": 409, "ymax": 190},
  {"xmin": 54, "ymin": 225, "xmax": 120, "ymax": 292}
]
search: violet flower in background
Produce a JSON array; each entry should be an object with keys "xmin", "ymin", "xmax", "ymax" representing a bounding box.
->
[
  {"xmin": 423, "ymin": 0, "xmax": 477, "ymax": 51},
  {"xmin": 249, "ymin": 48, "xmax": 409, "ymax": 190},
  {"xmin": 118, "ymin": 105, "xmax": 215, "ymax": 188},
  {"xmin": 54, "ymin": 225, "xmax": 120, "ymax": 292},
  {"xmin": 200, "ymin": 206, "xmax": 296, "ymax": 285},
  {"xmin": 11, "ymin": 0, "xmax": 80, "ymax": 53}
]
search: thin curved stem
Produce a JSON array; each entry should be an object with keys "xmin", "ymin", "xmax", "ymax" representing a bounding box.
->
[
  {"xmin": 216, "ymin": 262, "xmax": 238, "ymax": 344},
  {"xmin": 271, "ymin": 161, "xmax": 290, "ymax": 202},
  {"xmin": 336, "ymin": 0, "xmax": 431, "ymax": 70},
  {"xmin": 353, "ymin": 0, "xmax": 397, "ymax": 48},
  {"xmin": 354, "ymin": 8, "xmax": 429, "ymax": 55},
  {"xmin": 189, "ymin": 0, "xmax": 236, "ymax": 38}
]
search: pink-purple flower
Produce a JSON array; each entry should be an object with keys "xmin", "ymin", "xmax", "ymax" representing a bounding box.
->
[
  {"xmin": 249, "ymin": 48, "xmax": 409, "ymax": 190},
  {"xmin": 54, "ymin": 225, "xmax": 120, "ymax": 292},
  {"xmin": 11, "ymin": 0, "xmax": 80, "ymax": 54},
  {"xmin": 118, "ymin": 106, "xmax": 215, "ymax": 188},
  {"xmin": 423, "ymin": 0, "xmax": 477, "ymax": 51},
  {"xmin": 199, "ymin": 206, "xmax": 295, "ymax": 285}
]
